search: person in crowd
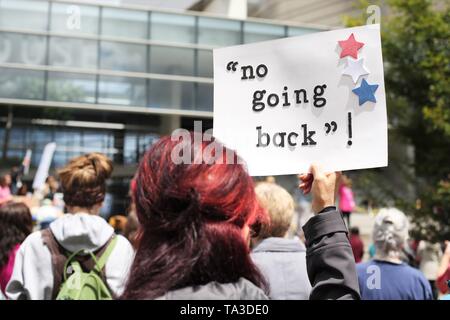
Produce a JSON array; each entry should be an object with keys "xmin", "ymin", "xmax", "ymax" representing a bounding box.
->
[
  {"xmin": 436, "ymin": 241, "xmax": 450, "ymax": 297},
  {"xmin": 6, "ymin": 153, "xmax": 134, "ymax": 300},
  {"xmin": 402, "ymin": 239, "xmax": 419, "ymax": 267},
  {"xmin": 10, "ymin": 166, "xmax": 22, "ymax": 195},
  {"xmin": 109, "ymin": 215, "xmax": 128, "ymax": 235},
  {"xmin": 16, "ymin": 183, "xmax": 29, "ymax": 197},
  {"xmin": 0, "ymin": 202, "xmax": 33, "ymax": 297},
  {"xmin": 416, "ymin": 240, "xmax": 442, "ymax": 299},
  {"xmin": 250, "ymin": 182, "xmax": 311, "ymax": 300},
  {"xmin": 0, "ymin": 173, "xmax": 13, "ymax": 205},
  {"xmin": 121, "ymin": 133, "xmax": 360, "ymax": 300},
  {"xmin": 356, "ymin": 208, "xmax": 433, "ymax": 300},
  {"xmin": 42, "ymin": 175, "xmax": 60, "ymax": 201},
  {"xmin": 338, "ymin": 175, "xmax": 355, "ymax": 227},
  {"xmin": 349, "ymin": 227, "xmax": 364, "ymax": 263},
  {"xmin": 368, "ymin": 243, "xmax": 376, "ymax": 258}
]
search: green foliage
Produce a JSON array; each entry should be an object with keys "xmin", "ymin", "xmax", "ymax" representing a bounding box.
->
[
  {"xmin": 345, "ymin": 0, "xmax": 450, "ymax": 240},
  {"xmin": 410, "ymin": 178, "xmax": 450, "ymax": 241}
]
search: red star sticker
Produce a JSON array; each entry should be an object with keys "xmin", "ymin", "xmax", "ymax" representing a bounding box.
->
[{"xmin": 338, "ymin": 33, "xmax": 364, "ymax": 59}]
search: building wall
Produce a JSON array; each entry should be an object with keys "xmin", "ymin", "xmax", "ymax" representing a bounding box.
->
[
  {"xmin": 249, "ymin": 0, "xmax": 363, "ymax": 27},
  {"xmin": 0, "ymin": 0, "xmax": 324, "ymax": 213},
  {"xmin": 0, "ymin": 0, "xmax": 323, "ymax": 170}
]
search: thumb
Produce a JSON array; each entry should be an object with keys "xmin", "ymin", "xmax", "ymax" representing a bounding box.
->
[{"xmin": 309, "ymin": 163, "xmax": 325, "ymax": 180}]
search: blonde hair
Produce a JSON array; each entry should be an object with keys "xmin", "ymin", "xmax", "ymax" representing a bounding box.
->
[
  {"xmin": 58, "ymin": 153, "xmax": 113, "ymax": 208},
  {"xmin": 254, "ymin": 182, "xmax": 295, "ymax": 238}
]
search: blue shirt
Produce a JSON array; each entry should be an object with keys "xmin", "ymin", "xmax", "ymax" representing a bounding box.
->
[{"xmin": 357, "ymin": 260, "xmax": 433, "ymax": 300}]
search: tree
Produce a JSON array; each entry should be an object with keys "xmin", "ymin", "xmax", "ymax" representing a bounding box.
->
[{"xmin": 346, "ymin": 0, "xmax": 450, "ymax": 241}]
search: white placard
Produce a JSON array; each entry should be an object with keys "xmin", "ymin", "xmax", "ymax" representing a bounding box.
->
[
  {"xmin": 213, "ymin": 24, "xmax": 387, "ymax": 176},
  {"xmin": 32, "ymin": 142, "xmax": 56, "ymax": 191}
]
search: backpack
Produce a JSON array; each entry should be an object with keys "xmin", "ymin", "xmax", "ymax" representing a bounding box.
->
[{"xmin": 41, "ymin": 229, "xmax": 117, "ymax": 300}]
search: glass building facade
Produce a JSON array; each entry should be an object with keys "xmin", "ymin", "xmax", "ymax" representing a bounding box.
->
[{"xmin": 0, "ymin": 0, "xmax": 324, "ymax": 212}]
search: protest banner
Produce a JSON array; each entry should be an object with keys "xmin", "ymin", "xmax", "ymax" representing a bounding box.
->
[
  {"xmin": 213, "ymin": 24, "xmax": 387, "ymax": 176},
  {"xmin": 32, "ymin": 142, "xmax": 56, "ymax": 191}
]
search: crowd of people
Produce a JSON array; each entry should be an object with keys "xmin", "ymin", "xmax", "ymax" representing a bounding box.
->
[{"xmin": 0, "ymin": 132, "xmax": 449, "ymax": 300}]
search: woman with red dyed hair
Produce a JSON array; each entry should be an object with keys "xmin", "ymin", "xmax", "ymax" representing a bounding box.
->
[{"xmin": 122, "ymin": 132, "xmax": 360, "ymax": 300}]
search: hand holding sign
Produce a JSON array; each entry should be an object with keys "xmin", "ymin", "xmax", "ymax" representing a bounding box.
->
[
  {"xmin": 299, "ymin": 164, "xmax": 341, "ymax": 214},
  {"xmin": 213, "ymin": 24, "xmax": 387, "ymax": 176}
]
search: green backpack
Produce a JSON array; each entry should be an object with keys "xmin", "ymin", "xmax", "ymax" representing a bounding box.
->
[{"xmin": 41, "ymin": 229, "xmax": 117, "ymax": 300}]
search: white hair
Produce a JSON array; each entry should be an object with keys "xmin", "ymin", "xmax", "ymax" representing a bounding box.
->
[{"xmin": 373, "ymin": 208, "xmax": 409, "ymax": 260}]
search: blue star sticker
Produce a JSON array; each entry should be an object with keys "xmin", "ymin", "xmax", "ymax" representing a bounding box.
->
[{"xmin": 352, "ymin": 79, "xmax": 379, "ymax": 105}]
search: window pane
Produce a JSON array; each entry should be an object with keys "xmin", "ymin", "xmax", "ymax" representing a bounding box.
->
[
  {"xmin": 49, "ymin": 37, "xmax": 97, "ymax": 69},
  {"xmin": 82, "ymin": 131, "xmax": 114, "ymax": 153},
  {"xmin": 0, "ymin": 0, "xmax": 48, "ymax": 31},
  {"xmin": 0, "ymin": 32, "xmax": 47, "ymax": 65},
  {"xmin": 198, "ymin": 17, "xmax": 241, "ymax": 46},
  {"xmin": 196, "ymin": 83, "xmax": 213, "ymax": 111},
  {"xmin": 150, "ymin": 12, "xmax": 195, "ymax": 44},
  {"xmin": 51, "ymin": 3, "xmax": 99, "ymax": 35},
  {"xmin": 54, "ymin": 129, "xmax": 83, "ymax": 167},
  {"xmin": 99, "ymin": 76, "xmax": 146, "ymax": 107},
  {"xmin": 124, "ymin": 132, "xmax": 159, "ymax": 164},
  {"xmin": 197, "ymin": 50, "xmax": 213, "ymax": 78},
  {"xmin": 102, "ymin": 8, "xmax": 148, "ymax": 39},
  {"xmin": 244, "ymin": 22, "xmax": 285, "ymax": 43},
  {"xmin": 149, "ymin": 46, "xmax": 194, "ymax": 76},
  {"xmin": 100, "ymin": 41, "xmax": 146, "ymax": 73},
  {"xmin": 288, "ymin": 27, "xmax": 318, "ymax": 37},
  {"xmin": 0, "ymin": 68, "xmax": 44, "ymax": 100},
  {"xmin": 124, "ymin": 133, "xmax": 137, "ymax": 164},
  {"xmin": 149, "ymin": 80, "xmax": 194, "ymax": 109},
  {"xmin": 54, "ymin": 129, "xmax": 82, "ymax": 152},
  {"xmin": 47, "ymin": 72, "xmax": 96, "ymax": 103}
]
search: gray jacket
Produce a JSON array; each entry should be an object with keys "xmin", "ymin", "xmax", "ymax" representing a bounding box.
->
[
  {"xmin": 160, "ymin": 209, "xmax": 360, "ymax": 300},
  {"xmin": 156, "ymin": 278, "xmax": 268, "ymax": 300},
  {"xmin": 251, "ymin": 237, "xmax": 311, "ymax": 300},
  {"xmin": 303, "ymin": 209, "xmax": 360, "ymax": 299}
]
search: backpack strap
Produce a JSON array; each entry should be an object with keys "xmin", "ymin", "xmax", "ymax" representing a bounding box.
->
[
  {"xmin": 92, "ymin": 235, "xmax": 118, "ymax": 274},
  {"xmin": 41, "ymin": 229, "xmax": 68, "ymax": 300}
]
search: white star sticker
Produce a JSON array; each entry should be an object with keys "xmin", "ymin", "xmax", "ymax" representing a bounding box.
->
[{"xmin": 342, "ymin": 57, "xmax": 370, "ymax": 83}]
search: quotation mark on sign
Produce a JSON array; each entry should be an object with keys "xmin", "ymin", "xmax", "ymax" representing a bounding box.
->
[
  {"xmin": 324, "ymin": 121, "xmax": 337, "ymax": 134},
  {"xmin": 226, "ymin": 61, "xmax": 239, "ymax": 72}
]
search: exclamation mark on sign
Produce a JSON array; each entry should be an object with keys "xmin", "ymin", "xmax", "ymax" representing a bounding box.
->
[{"xmin": 347, "ymin": 112, "xmax": 353, "ymax": 146}]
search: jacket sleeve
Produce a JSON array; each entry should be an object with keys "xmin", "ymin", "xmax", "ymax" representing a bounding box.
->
[
  {"xmin": 5, "ymin": 232, "xmax": 54, "ymax": 300},
  {"xmin": 302, "ymin": 209, "xmax": 360, "ymax": 300}
]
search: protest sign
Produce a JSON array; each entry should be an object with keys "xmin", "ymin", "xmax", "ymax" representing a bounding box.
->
[
  {"xmin": 33, "ymin": 142, "xmax": 56, "ymax": 191},
  {"xmin": 213, "ymin": 24, "xmax": 387, "ymax": 176}
]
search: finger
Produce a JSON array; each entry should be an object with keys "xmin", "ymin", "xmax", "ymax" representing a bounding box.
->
[
  {"xmin": 299, "ymin": 180, "xmax": 312, "ymax": 193},
  {"xmin": 310, "ymin": 163, "xmax": 325, "ymax": 180},
  {"xmin": 299, "ymin": 180, "xmax": 311, "ymax": 189},
  {"xmin": 299, "ymin": 175, "xmax": 313, "ymax": 183},
  {"xmin": 298, "ymin": 173, "xmax": 312, "ymax": 180},
  {"xmin": 299, "ymin": 176, "xmax": 313, "ymax": 185},
  {"xmin": 334, "ymin": 171, "xmax": 342, "ymax": 194},
  {"xmin": 303, "ymin": 186, "xmax": 311, "ymax": 194}
]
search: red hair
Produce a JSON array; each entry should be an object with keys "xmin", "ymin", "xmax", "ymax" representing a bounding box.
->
[{"xmin": 121, "ymin": 132, "xmax": 267, "ymax": 299}]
